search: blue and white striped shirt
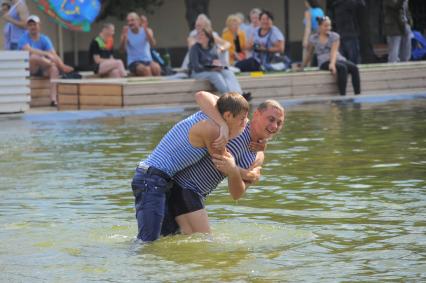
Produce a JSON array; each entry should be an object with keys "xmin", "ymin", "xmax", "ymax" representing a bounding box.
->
[
  {"xmin": 140, "ymin": 111, "xmax": 209, "ymax": 177},
  {"xmin": 174, "ymin": 124, "xmax": 257, "ymax": 198}
]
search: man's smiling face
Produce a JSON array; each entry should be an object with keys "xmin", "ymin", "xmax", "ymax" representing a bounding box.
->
[{"xmin": 252, "ymin": 105, "xmax": 285, "ymax": 140}]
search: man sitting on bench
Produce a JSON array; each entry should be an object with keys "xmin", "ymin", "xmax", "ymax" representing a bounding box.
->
[{"xmin": 18, "ymin": 15, "xmax": 73, "ymax": 106}]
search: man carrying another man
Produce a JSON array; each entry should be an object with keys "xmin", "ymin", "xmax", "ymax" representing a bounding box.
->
[
  {"xmin": 131, "ymin": 91, "xmax": 285, "ymax": 241},
  {"xmin": 168, "ymin": 91, "xmax": 285, "ymax": 235}
]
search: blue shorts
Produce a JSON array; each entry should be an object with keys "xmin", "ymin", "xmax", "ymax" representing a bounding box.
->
[
  {"xmin": 131, "ymin": 167, "xmax": 178, "ymax": 241},
  {"xmin": 128, "ymin": 60, "xmax": 151, "ymax": 74}
]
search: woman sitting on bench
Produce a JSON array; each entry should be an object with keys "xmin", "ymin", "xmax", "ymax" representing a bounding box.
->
[
  {"xmin": 302, "ymin": 16, "xmax": 361, "ymax": 96},
  {"xmin": 189, "ymin": 27, "xmax": 247, "ymax": 97}
]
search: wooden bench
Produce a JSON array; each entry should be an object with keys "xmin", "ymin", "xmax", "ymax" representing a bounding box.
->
[
  {"xmin": 0, "ymin": 51, "xmax": 30, "ymax": 113},
  {"xmin": 55, "ymin": 61, "xmax": 426, "ymax": 111},
  {"xmin": 29, "ymin": 71, "xmax": 105, "ymax": 108},
  {"xmin": 56, "ymin": 79, "xmax": 125, "ymax": 110},
  {"xmin": 30, "ymin": 77, "xmax": 51, "ymax": 107}
]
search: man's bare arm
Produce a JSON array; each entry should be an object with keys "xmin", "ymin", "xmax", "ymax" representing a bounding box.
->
[
  {"xmin": 145, "ymin": 27, "xmax": 156, "ymax": 47},
  {"xmin": 3, "ymin": 3, "xmax": 28, "ymax": 28},
  {"xmin": 212, "ymin": 151, "xmax": 246, "ymax": 200},
  {"xmin": 22, "ymin": 44, "xmax": 51, "ymax": 57},
  {"xmin": 239, "ymin": 151, "xmax": 264, "ymax": 186},
  {"xmin": 194, "ymin": 91, "xmax": 229, "ymax": 148}
]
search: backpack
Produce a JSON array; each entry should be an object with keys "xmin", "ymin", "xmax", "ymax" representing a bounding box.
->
[
  {"xmin": 151, "ymin": 49, "xmax": 176, "ymax": 76},
  {"xmin": 411, "ymin": 30, "xmax": 426, "ymax": 61}
]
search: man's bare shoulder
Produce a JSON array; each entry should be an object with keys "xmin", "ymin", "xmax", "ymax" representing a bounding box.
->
[{"xmin": 193, "ymin": 119, "xmax": 219, "ymax": 139}]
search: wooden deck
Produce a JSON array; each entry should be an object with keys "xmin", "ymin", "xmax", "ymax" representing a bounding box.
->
[
  {"xmin": 0, "ymin": 51, "xmax": 30, "ymax": 113},
  {"xmin": 55, "ymin": 61, "xmax": 426, "ymax": 111}
]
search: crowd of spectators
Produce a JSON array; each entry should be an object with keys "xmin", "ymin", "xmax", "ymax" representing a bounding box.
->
[{"xmin": 1, "ymin": 0, "xmax": 422, "ymax": 104}]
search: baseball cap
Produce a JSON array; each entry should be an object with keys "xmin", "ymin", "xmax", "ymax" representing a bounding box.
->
[{"xmin": 27, "ymin": 15, "xmax": 40, "ymax": 23}]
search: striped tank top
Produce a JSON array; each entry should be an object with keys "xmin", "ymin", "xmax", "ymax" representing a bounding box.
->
[
  {"xmin": 174, "ymin": 124, "xmax": 257, "ymax": 198},
  {"xmin": 139, "ymin": 111, "xmax": 209, "ymax": 177}
]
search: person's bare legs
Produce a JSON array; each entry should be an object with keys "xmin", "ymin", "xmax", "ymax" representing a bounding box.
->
[
  {"xmin": 29, "ymin": 54, "xmax": 51, "ymax": 74},
  {"xmin": 109, "ymin": 69, "xmax": 121, "ymax": 78},
  {"xmin": 48, "ymin": 53, "xmax": 73, "ymax": 73},
  {"xmin": 150, "ymin": 61, "xmax": 161, "ymax": 76},
  {"xmin": 175, "ymin": 209, "xmax": 211, "ymax": 235},
  {"xmin": 30, "ymin": 54, "xmax": 59, "ymax": 105},
  {"xmin": 99, "ymin": 59, "xmax": 126, "ymax": 78},
  {"xmin": 46, "ymin": 65, "xmax": 59, "ymax": 104},
  {"xmin": 135, "ymin": 63, "xmax": 152, "ymax": 76},
  {"xmin": 117, "ymin": 60, "xmax": 127, "ymax": 77}
]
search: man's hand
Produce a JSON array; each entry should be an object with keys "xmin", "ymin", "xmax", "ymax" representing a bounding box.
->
[
  {"xmin": 212, "ymin": 150, "xmax": 236, "ymax": 175},
  {"xmin": 2, "ymin": 13, "xmax": 11, "ymax": 22},
  {"xmin": 329, "ymin": 63, "xmax": 337, "ymax": 75},
  {"xmin": 121, "ymin": 26, "xmax": 128, "ymax": 41},
  {"xmin": 249, "ymin": 139, "xmax": 267, "ymax": 152},
  {"xmin": 45, "ymin": 52, "xmax": 56, "ymax": 61},
  {"xmin": 141, "ymin": 15, "xmax": 149, "ymax": 29},
  {"xmin": 212, "ymin": 123, "xmax": 229, "ymax": 150},
  {"xmin": 243, "ymin": 166, "xmax": 261, "ymax": 184}
]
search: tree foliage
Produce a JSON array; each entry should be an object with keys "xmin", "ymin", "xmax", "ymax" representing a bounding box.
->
[{"xmin": 97, "ymin": 0, "xmax": 164, "ymax": 21}]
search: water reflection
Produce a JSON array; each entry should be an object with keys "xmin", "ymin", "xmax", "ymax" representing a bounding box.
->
[{"xmin": 0, "ymin": 100, "xmax": 425, "ymax": 282}]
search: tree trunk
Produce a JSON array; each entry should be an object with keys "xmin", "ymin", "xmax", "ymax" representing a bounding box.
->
[
  {"xmin": 358, "ymin": 0, "xmax": 380, "ymax": 63},
  {"xmin": 184, "ymin": 0, "xmax": 209, "ymax": 31}
]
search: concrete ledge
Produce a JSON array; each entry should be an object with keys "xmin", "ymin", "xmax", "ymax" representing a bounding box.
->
[
  {"xmin": 55, "ymin": 61, "xmax": 426, "ymax": 111},
  {"xmin": 19, "ymin": 92, "xmax": 426, "ymax": 122},
  {"xmin": 0, "ymin": 51, "xmax": 30, "ymax": 113}
]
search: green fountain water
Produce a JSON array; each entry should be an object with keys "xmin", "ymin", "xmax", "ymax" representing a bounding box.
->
[{"xmin": 0, "ymin": 99, "xmax": 425, "ymax": 282}]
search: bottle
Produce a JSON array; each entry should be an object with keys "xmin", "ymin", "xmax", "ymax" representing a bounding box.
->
[{"xmin": 163, "ymin": 49, "xmax": 171, "ymax": 67}]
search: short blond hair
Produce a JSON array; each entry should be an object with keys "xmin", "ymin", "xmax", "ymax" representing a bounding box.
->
[
  {"xmin": 257, "ymin": 100, "xmax": 285, "ymax": 115},
  {"xmin": 226, "ymin": 14, "xmax": 240, "ymax": 29}
]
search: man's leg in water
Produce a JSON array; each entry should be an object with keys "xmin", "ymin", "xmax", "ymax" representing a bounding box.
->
[
  {"xmin": 176, "ymin": 209, "xmax": 210, "ymax": 235},
  {"xmin": 160, "ymin": 190, "xmax": 180, "ymax": 236},
  {"xmin": 168, "ymin": 183, "xmax": 210, "ymax": 235},
  {"xmin": 131, "ymin": 168, "xmax": 171, "ymax": 242}
]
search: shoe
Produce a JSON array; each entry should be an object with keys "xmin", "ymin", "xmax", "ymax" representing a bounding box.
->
[
  {"xmin": 242, "ymin": 92, "xmax": 252, "ymax": 102},
  {"xmin": 50, "ymin": 101, "xmax": 58, "ymax": 107}
]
